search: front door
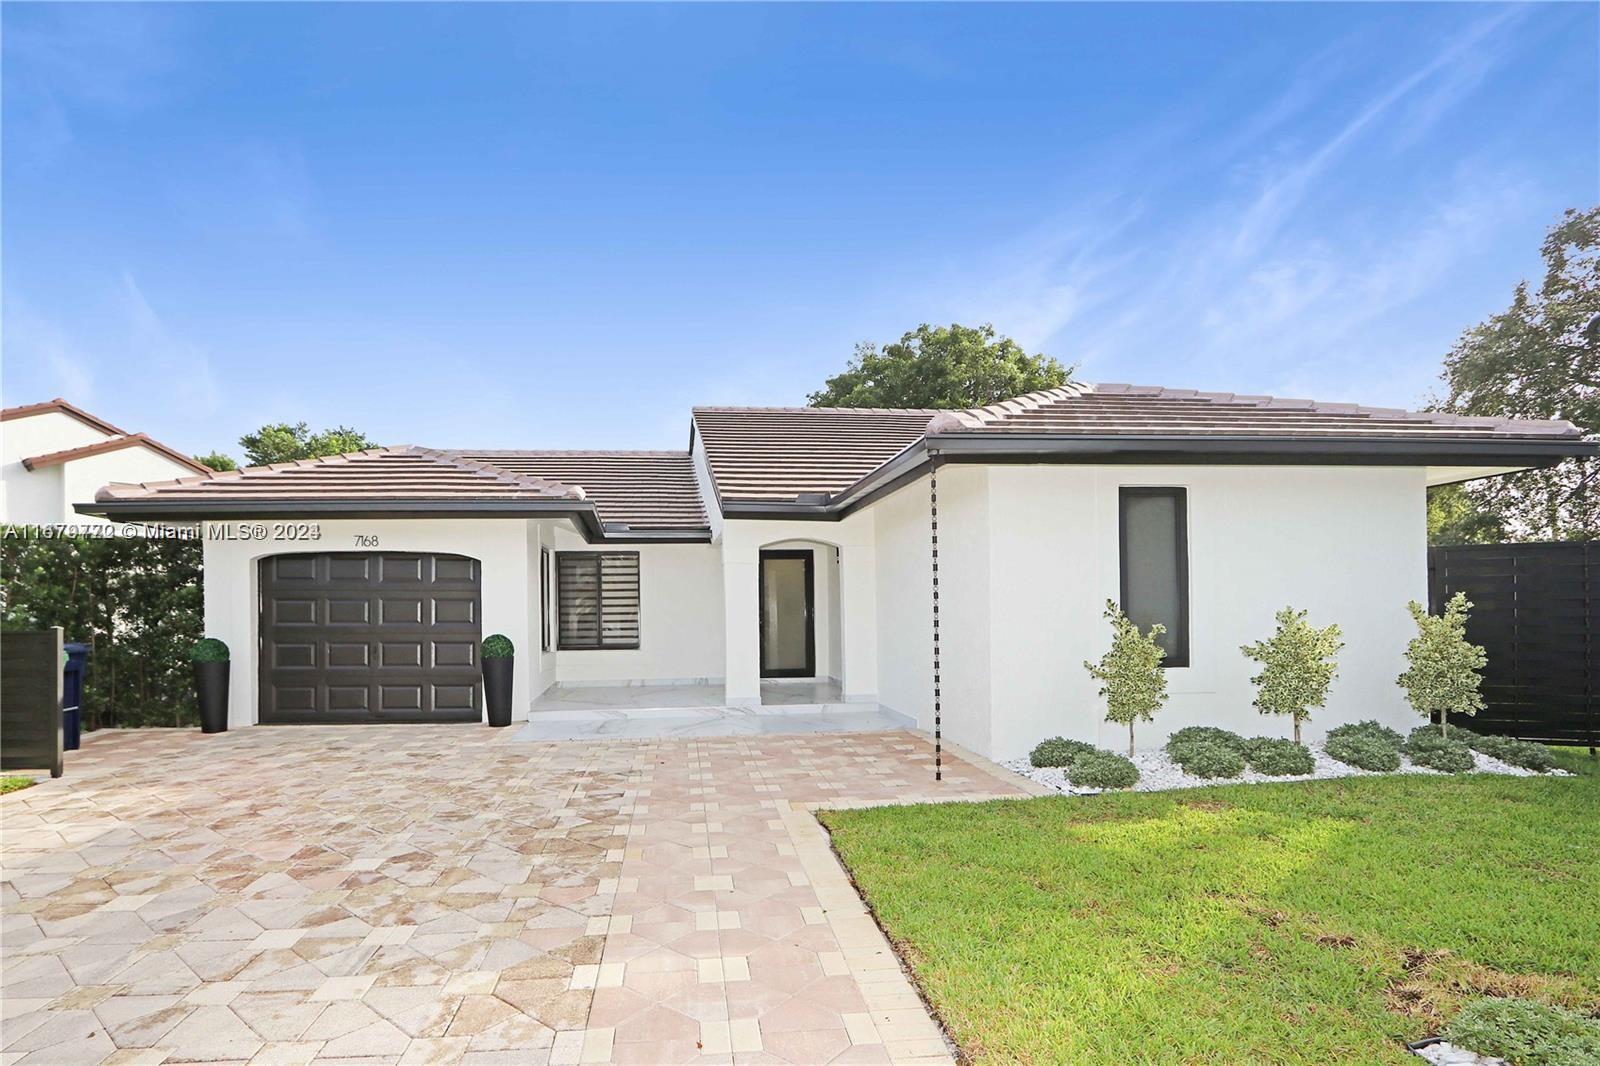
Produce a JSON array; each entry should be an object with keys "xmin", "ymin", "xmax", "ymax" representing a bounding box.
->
[{"xmin": 759, "ymin": 550, "xmax": 815, "ymax": 678}]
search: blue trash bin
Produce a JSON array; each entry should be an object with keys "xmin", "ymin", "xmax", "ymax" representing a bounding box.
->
[{"xmin": 62, "ymin": 643, "xmax": 90, "ymax": 751}]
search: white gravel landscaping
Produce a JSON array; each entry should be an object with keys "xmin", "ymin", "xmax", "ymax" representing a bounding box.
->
[{"xmin": 1004, "ymin": 743, "xmax": 1572, "ymax": 795}]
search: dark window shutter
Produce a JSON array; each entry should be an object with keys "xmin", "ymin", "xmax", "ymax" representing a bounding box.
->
[{"xmin": 557, "ymin": 552, "xmax": 640, "ymax": 650}]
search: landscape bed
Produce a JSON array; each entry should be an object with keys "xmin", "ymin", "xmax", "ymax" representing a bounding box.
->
[{"xmin": 820, "ymin": 748, "xmax": 1598, "ymax": 1065}]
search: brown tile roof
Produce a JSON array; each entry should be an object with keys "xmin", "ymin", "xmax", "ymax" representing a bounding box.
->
[
  {"xmin": 23, "ymin": 432, "xmax": 212, "ymax": 475},
  {"xmin": 2, "ymin": 397, "xmax": 127, "ymax": 436},
  {"xmin": 95, "ymin": 447, "xmax": 586, "ymax": 505},
  {"xmin": 927, "ymin": 383, "xmax": 1583, "ymax": 438},
  {"xmin": 692, "ymin": 406, "xmax": 935, "ymax": 501},
  {"xmin": 448, "ymin": 451, "xmax": 707, "ymax": 530}
]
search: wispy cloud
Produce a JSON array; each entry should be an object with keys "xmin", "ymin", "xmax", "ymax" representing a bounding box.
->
[
  {"xmin": 116, "ymin": 274, "xmax": 223, "ymax": 417},
  {"xmin": 1, "ymin": 296, "xmax": 97, "ymax": 403}
]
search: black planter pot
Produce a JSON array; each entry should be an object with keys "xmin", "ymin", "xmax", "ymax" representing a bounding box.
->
[
  {"xmin": 194, "ymin": 660, "xmax": 230, "ymax": 734},
  {"xmin": 484, "ymin": 657, "xmax": 514, "ymax": 727}
]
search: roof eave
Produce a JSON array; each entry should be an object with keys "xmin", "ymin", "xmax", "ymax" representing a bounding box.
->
[
  {"xmin": 718, "ymin": 433, "xmax": 1593, "ymax": 522},
  {"xmin": 70, "ymin": 497, "xmax": 693, "ymax": 543}
]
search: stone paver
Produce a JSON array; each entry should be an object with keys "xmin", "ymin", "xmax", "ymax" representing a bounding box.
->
[{"xmin": 2, "ymin": 727, "xmax": 1025, "ymax": 1064}]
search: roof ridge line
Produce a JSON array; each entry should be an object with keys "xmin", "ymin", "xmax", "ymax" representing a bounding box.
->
[{"xmin": 413, "ymin": 447, "xmax": 587, "ymax": 500}]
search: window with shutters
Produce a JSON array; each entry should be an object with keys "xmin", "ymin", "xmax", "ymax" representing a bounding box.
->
[{"xmin": 557, "ymin": 552, "xmax": 641, "ymax": 650}]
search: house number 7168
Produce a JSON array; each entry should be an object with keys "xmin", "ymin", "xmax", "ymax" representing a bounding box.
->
[{"xmin": 353, "ymin": 535, "xmax": 380, "ymax": 547}]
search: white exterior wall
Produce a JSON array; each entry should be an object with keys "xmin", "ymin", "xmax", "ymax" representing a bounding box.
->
[
  {"xmin": 969, "ymin": 465, "xmax": 1429, "ymax": 760},
  {"xmin": 203, "ymin": 518, "xmax": 535, "ymax": 728},
  {"xmin": 3, "ymin": 411, "xmax": 110, "ymax": 525},
  {"xmin": 546, "ymin": 523, "xmax": 725, "ymax": 684},
  {"xmin": 871, "ymin": 476, "xmax": 934, "ymax": 728}
]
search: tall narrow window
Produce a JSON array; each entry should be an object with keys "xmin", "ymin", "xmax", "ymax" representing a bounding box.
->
[
  {"xmin": 557, "ymin": 552, "xmax": 641, "ymax": 650},
  {"xmin": 540, "ymin": 547, "xmax": 552, "ymax": 652},
  {"xmin": 1119, "ymin": 488, "xmax": 1189, "ymax": 667}
]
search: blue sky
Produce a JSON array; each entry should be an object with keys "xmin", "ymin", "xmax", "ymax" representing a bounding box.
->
[{"xmin": 3, "ymin": 3, "xmax": 1595, "ymax": 456}]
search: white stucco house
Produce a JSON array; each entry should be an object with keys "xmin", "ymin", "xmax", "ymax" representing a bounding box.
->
[
  {"xmin": 2, "ymin": 398, "xmax": 210, "ymax": 526},
  {"xmin": 77, "ymin": 383, "xmax": 1590, "ymax": 760}
]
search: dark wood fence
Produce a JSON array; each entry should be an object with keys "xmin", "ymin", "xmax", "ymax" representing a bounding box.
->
[
  {"xmin": 1428, "ymin": 542, "xmax": 1597, "ymax": 749},
  {"xmin": 1, "ymin": 627, "xmax": 65, "ymax": 778}
]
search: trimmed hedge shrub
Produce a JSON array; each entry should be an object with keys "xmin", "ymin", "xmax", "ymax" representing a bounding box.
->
[
  {"xmin": 1244, "ymin": 737, "xmax": 1315, "ymax": 776},
  {"xmin": 1404, "ymin": 727, "xmax": 1477, "ymax": 774},
  {"xmin": 1030, "ymin": 737, "xmax": 1099, "ymax": 769},
  {"xmin": 191, "ymin": 638, "xmax": 230, "ymax": 663},
  {"xmin": 1325, "ymin": 720, "xmax": 1404, "ymax": 749},
  {"xmin": 482, "ymin": 633, "xmax": 515, "ymax": 659},
  {"xmin": 1165, "ymin": 726, "xmax": 1249, "ymax": 756},
  {"xmin": 1066, "ymin": 750, "xmax": 1140, "ymax": 790},
  {"xmin": 1171, "ymin": 740, "xmax": 1245, "ymax": 779},
  {"xmin": 1441, "ymin": 997, "xmax": 1600, "ymax": 1066},
  {"xmin": 1325, "ymin": 733, "xmax": 1402, "ymax": 772},
  {"xmin": 1459, "ymin": 731, "xmax": 1558, "ymax": 773}
]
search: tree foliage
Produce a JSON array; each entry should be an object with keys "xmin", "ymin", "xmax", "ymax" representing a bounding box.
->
[
  {"xmin": 1239, "ymin": 607, "xmax": 1344, "ymax": 744},
  {"xmin": 1435, "ymin": 206, "xmax": 1599, "ymax": 541},
  {"xmin": 195, "ymin": 451, "xmax": 238, "ymax": 472},
  {"xmin": 1396, "ymin": 592, "xmax": 1487, "ymax": 737},
  {"xmin": 239, "ymin": 422, "xmax": 376, "ymax": 467},
  {"xmin": 1083, "ymin": 600, "xmax": 1168, "ymax": 756},
  {"xmin": 1, "ymin": 532, "xmax": 203, "ymax": 728},
  {"xmin": 808, "ymin": 323, "xmax": 1070, "ymax": 409}
]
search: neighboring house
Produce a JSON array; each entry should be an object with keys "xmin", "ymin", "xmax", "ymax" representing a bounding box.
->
[
  {"xmin": 1, "ymin": 398, "xmax": 209, "ymax": 526},
  {"xmin": 79, "ymin": 383, "xmax": 1591, "ymax": 759}
]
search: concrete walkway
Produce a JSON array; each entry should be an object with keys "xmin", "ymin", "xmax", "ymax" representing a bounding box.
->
[{"xmin": 1, "ymin": 726, "xmax": 1027, "ymax": 1064}]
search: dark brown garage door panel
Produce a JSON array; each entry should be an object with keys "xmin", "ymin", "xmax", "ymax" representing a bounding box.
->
[{"xmin": 259, "ymin": 552, "xmax": 482, "ymax": 724}]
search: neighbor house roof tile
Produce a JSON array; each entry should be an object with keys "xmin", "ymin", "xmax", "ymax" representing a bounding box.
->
[
  {"xmin": 447, "ymin": 451, "xmax": 707, "ymax": 530},
  {"xmin": 2, "ymin": 397, "xmax": 128, "ymax": 436},
  {"xmin": 24, "ymin": 432, "xmax": 212, "ymax": 475}
]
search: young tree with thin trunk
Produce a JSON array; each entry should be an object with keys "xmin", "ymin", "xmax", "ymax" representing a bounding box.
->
[
  {"xmin": 1084, "ymin": 600, "xmax": 1168, "ymax": 757},
  {"xmin": 1240, "ymin": 607, "xmax": 1344, "ymax": 745},
  {"xmin": 1397, "ymin": 593, "xmax": 1487, "ymax": 738}
]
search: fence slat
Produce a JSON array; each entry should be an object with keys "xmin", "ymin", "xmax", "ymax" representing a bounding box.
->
[{"xmin": 1429, "ymin": 541, "xmax": 1597, "ymax": 749}]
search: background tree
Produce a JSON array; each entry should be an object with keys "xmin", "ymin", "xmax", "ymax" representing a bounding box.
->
[
  {"xmin": 238, "ymin": 423, "xmax": 376, "ymax": 466},
  {"xmin": 1083, "ymin": 600, "xmax": 1168, "ymax": 757},
  {"xmin": 195, "ymin": 451, "xmax": 237, "ymax": 472},
  {"xmin": 1397, "ymin": 592, "xmax": 1487, "ymax": 738},
  {"xmin": 1431, "ymin": 206, "xmax": 1599, "ymax": 542},
  {"xmin": 1239, "ymin": 607, "xmax": 1344, "ymax": 745},
  {"xmin": 809, "ymin": 323, "xmax": 1070, "ymax": 409},
  {"xmin": 1, "ymin": 534, "xmax": 202, "ymax": 728}
]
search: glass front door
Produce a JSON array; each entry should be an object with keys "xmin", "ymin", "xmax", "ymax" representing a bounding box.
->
[{"xmin": 759, "ymin": 550, "xmax": 814, "ymax": 678}]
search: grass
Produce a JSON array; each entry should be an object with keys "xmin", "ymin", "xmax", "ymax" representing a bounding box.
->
[
  {"xmin": 821, "ymin": 748, "xmax": 1600, "ymax": 1064},
  {"xmin": 0, "ymin": 775, "xmax": 37, "ymax": 794}
]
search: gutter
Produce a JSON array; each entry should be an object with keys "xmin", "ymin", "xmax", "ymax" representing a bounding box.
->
[
  {"xmin": 716, "ymin": 432, "xmax": 1595, "ymax": 522},
  {"xmin": 74, "ymin": 498, "xmax": 714, "ymax": 544}
]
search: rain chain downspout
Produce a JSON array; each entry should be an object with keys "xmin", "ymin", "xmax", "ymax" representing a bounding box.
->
[{"xmin": 929, "ymin": 455, "xmax": 944, "ymax": 782}]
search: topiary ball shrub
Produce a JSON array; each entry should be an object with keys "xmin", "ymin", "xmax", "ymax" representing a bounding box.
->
[
  {"xmin": 1404, "ymin": 728, "xmax": 1477, "ymax": 774},
  {"xmin": 1165, "ymin": 726, "xmax": 1249, "ymax": 757},
  {"xmin": 481, "ymin": 634, "xmax": 515, "ymax": 659},
  {"xmin": 1325, "ymin": 733, "xmax": 1402, "ymax": 772},
  {"xmin": 1441, "ymin": 997, "xmax": 1600, "ymax": 1066},
  {"xmin": 191, "ymin": 638, "xmax": 230, "ymax": 663},
  {"xmin": 1325, "ymin": 720, "xmax": 1404, "ymax": 750},
  {"xmin": 1170, "ymin": 740, "xmax": 1246, "ymax": 779},
  {"xmin": 1029, "ymin": 737, "xmax": 1099, "ymax": 769},
  {"xmin": 1465, "ymin": 732, "xmax": 1557, "ymax": 773},
  {"xmin": 1066, "ymin": 750, "xmax": 1140, "ymax": 790},
  {"xmin": 1244, "ymin": 737, "xmax": 1315, "ymax": 776}
]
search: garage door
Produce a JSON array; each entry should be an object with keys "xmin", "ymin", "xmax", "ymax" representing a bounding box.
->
[{"xmin": 259, "ymin": 552, "xmax": 482, "ymax": 724}]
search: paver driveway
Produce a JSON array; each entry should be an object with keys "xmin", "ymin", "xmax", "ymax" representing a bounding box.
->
[{"xmin": 2, "ymin": 727, "xmax": 1026, "ymax": 1065}]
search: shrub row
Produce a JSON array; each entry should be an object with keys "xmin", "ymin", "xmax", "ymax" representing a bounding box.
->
[
  {"xmin": 1404, "ymin": 726, "xmax": 1476, "ymax": 774},
  {"xmin": 1162, "ymin": 727, "xmax": 1314, "ymax": 778},
  {"xmin": 1027, "ymin": 737, "xmax": 1140, "ymax": 790}
]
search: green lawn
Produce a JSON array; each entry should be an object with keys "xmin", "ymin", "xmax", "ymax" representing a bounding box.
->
[
  {"xmin": 821, "ymin": 749, "xmax": 1600, "ymax": 1064},
  {"xmin": 0, "ymin": 775, "xmax": 37, "ymax": 795}
]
